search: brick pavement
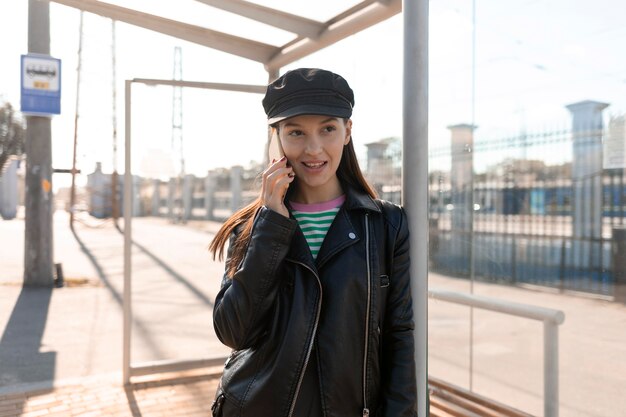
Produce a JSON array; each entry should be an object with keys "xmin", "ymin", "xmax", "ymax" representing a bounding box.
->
[{"xmin": 0, "ymin": 371, "xmax": 221, "ymax": 417}]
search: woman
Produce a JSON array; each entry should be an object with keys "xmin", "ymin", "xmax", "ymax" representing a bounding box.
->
[{"xmin": 209, "ymin": 68, "xmax": 417, "ymax": 417}]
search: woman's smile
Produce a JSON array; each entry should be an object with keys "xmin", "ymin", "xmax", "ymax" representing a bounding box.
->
[{"xmin": 301, "ymin": 160, "xmax": 328, "ymax": 171}]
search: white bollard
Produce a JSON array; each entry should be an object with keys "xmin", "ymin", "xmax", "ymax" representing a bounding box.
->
[
  {"xmin": 230, "ymin": 166, "xmax": 243, "ymax": 214},
  {"xmin": 0, "ymin": 158, "xmax": 19, "ymax": 220}
]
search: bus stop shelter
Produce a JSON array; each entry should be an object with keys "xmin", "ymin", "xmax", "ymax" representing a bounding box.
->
[{"xmin": 46, "ymin": 0, "xmax": 429, "ymax": 415}]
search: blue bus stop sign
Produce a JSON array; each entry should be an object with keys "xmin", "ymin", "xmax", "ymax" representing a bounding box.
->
[{"xmin": 21, "ymin": 54, "xmax": 62, "ymax": 116}]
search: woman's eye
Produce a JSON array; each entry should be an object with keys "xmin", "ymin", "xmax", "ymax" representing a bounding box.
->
[
  {"xmin": 288, "ymin": 130, "xmax": 303, "ymax": 137},
  {"xmin": 323, "ymin": 126, "xmax": 336, "ymax": 133}
]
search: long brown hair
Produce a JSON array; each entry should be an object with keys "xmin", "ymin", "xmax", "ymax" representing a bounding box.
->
[{"xmin": 209, "ymin": 121, "xmax": 377, "ymax": 277}]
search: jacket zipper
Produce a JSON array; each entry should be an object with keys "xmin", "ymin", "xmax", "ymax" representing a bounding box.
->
[
  {"xmin": 287, "ymin": 260, "xmax": 323, "ymax": 417},
  {"xmin": 362, "ymin": 213, "xmax": 371, "ymax": 417}
]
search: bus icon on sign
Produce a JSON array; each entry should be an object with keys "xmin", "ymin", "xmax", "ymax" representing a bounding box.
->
[
  {"xmin": 21, "ymin": 55, "xmax": 60, "ymax": 92},
  {"xmin": 26, "ymin": 65, "xmax": 57, "ymax": 79}
]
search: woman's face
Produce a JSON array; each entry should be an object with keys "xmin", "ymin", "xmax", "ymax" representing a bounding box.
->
[{"xmin": 278, "ymin": 114, "xmax": 352, "ymax": 203}]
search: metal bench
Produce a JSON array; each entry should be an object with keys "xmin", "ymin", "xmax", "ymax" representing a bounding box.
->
[{"xmin": 429, "ymin": 376, "xmax": 534, "ymax": 417}]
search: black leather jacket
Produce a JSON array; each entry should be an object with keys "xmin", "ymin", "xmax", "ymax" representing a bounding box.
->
[{"xmin": 213, "ymin": 186, "xmax": 417, "ymax": 417}]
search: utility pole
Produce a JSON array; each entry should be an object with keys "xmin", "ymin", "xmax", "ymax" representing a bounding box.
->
[
  {"xmin": 24, "ymin": 0, "xmax": 53, "ymax": 286},
  {"xmin": 69, "ymin": 11, "xmax": 84, "ymax": 230}
]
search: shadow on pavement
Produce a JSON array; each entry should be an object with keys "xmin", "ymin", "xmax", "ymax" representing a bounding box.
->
[
  {"xmin": 113, "ymin": 223, "xmax": 214, "ymax": 308},
  {"xmin": 0, "ymin": 286, "xmax": 55, "ymax": 413},
  {"xmin": 70, "ymin": 226, "xmax": 168, "ymax": 359},
  {"xmin": 124, "ymin": 386, "xmax": 144, "ymax": 417}
]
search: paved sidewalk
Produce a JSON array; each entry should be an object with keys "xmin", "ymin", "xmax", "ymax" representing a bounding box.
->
[
  {"xmin": 0, "ymin": 370, "xmax": 221, "ymax": 417},
  {"xmin": 2, "ymin": 210, "xmax": 626, "ymax": 416},
  {"xmin": 1, "ymin": 211, "xmax": 228, "ymax": 416},
  {"xmin": 1, "ymin": 211, "xmax": 230, "ymax": 384}
]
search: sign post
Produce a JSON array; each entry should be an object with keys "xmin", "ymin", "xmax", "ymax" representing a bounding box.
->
[{"xmin": 24, "ymin": 0, "xmax": 57, "ymax": 286}]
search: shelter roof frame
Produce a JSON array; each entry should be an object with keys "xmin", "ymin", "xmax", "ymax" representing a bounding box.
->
[
  {"xmin": 44, "ymin": 1, "xmax": 430, "ymax": 415},
  {"xmin": 46, "ymin": 0, "xmax": 401, "ymax": 71}
]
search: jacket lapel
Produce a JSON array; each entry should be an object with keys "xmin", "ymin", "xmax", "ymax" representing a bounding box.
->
[
  {"xmin": 315, "ymin": 208, "xmax": 360, "ymax": 269},
  {"xmin": 315, "ymin": 185, "xmax": 381, "ymax": 269},
  {"xmin": 285, "ymin": 221, "xmax": 317, "ymax": 270}
]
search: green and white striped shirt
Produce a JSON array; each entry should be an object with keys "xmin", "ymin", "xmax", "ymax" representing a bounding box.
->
[{"xmin": 290, "ymin": 195, "xmax": 346, "ymax": 259}]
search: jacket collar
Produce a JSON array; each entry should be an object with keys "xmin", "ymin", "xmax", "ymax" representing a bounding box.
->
[
  {"xmin": 285, "ymin": 183, "xmax": 380, "ymax": 270},
  {"xmin": 285, "ymin": 181, "xmax": 380, "ymax": 213},
  {"xmin": 340, "ymin": 182, "xmax": 381, "ymax": 213}
]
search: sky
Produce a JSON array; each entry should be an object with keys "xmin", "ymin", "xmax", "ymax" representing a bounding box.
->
[{"xmin": 1, "ymin": 0, "xmax": 626, "ymax": 191}]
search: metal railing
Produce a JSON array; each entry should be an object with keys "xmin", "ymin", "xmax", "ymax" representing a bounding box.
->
[{"xmin": 429, "ymin": 288, "xmax": 565, "ymax": 417}]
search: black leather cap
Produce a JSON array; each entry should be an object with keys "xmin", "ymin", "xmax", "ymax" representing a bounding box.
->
[{"xmin": 263, "ymin": 68, "xmax": 354, "ymax": 125}]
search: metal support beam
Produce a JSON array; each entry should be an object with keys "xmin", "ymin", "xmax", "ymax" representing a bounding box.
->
[
  {"xmin": 402, "ymin": 0, "xmax": 428, "ymax": 415},
  {"xmin": 326, "ymin": 0, "xmax": 386, "ymax": 26},
  {"xmin": 132, "ymin": 78, "xmax": 265, "ymax": 94},
  {"xmin": 48, "ymin": 0, "xmax": 402, "ymax": 76},
  {"xmin": 265, "ymin": 0, "xmax": 401, "ymax": 71},
  {"xmin": 193, "ymin": 0, "xmax": 324, "ymax": 39},
  {"xmin": 429, "ymin": 290, "xmax": 565, "ymax": 324},
  {"xmin": 544, "ymin": 322, "xmax": 560, "ymax": 417},
  {"xmin": 123, "ymin": 79, "xmax": 132, "ymax": 384},
  {"xmin": 47, "ymin": 0, "xmax": 279, "ymax": 63}
]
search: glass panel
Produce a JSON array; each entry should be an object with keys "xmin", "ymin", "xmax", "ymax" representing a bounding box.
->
[{"xmin": 428, "ymin": 1, "xmax": 626, "ymax": 416}]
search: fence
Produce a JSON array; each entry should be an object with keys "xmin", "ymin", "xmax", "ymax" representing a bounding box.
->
[
  {"xmin": 366, "ymin": 108, "xmax": 625, "ymax": 299},
  {"xmin": 86, "ymin": 109, "xmax": 626, "ymax": 299},
  {"xmin": 425, "ymin": 120, "xmax": 624, "ymax": 298},
  {"xmin": 87, "ymin": 163, "xmax": 263, "ymax": 222}
]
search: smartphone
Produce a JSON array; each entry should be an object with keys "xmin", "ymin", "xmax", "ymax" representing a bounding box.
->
[{"xmin": 268, "ymin": 130, "xmax": 284, "ymax": 163}]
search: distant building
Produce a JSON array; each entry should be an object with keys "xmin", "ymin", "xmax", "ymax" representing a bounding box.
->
[
  {"xmin": 86, "ymin": 162, "xmax": 123, "ymax": 218},
  {"xmin": 364, "ymin": 137, "xmax": 401, "ymax": 203}
]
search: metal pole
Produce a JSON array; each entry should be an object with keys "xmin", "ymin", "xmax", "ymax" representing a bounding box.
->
[
  {"xmin": 403, "ymin": 0, "xmax": 429, "ymax": 415},
  {"xmin": 172, "ymin": 47, "xmax": 184, "ymax": 223},
  {"xmin": 264, "ymin": 68, "xmax": 280, "ymax": 167},
  {"xmin": 544, "ymin": 321, "xmax": 559, "ymax": 417},
  {"xmin": 429, "ymin": 289, "xmax": 565, "ymax": 323},
  {"xmin": 70, "ymin": 11, "xmax": 84, "ymax": 230},
  {"xmin": 205, "ymin": 170, "xmax": 216, "ymax": 220},
  {"xmin": 230, "ymin": 166, "xmax": 243, "ymax": 213},
  {"xmin": 111, "ymin": 19, "xmax": 119, "ymax": 224},
  {"xmin": 24, "ymin": 0, "xmax": 54, "ymax": 287},
  {"xmin": 469, "ymin": 0, "xmax": 476, "ymax": 392},
  {"xmin": 619, "ymin": 168, "xmax": 626, "ymax": 224},
  {"xmin": 612, "ymin": 226, "xmax": 626, "ymax": 303},
  {"xmin": 123, "ymin": 80, "xmax": 132, "ymax": 384}
]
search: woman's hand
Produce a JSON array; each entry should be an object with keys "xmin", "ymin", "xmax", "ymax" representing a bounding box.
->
[{"xmin": 261, "ymin": 156, "xmax": 294, "ymax": 218}]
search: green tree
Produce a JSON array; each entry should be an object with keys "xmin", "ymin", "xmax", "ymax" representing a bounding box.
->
[{"xmin": 0, "ymin": 101, "xmax": 25, "ymax": 175}]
